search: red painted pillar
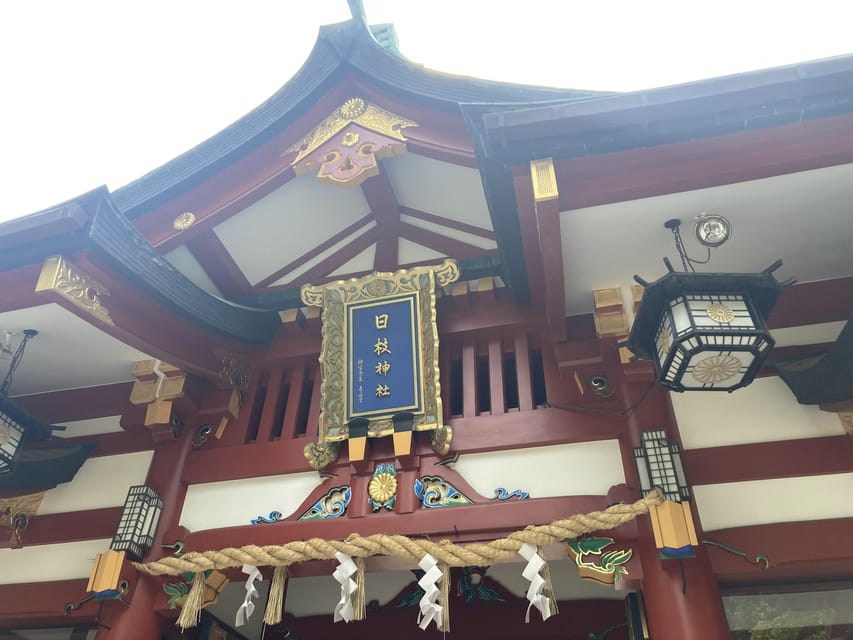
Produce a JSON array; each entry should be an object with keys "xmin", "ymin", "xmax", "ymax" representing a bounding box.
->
[
  {"xmin": 97, "ymin": 422, "xmax": 195, "ymax": 639},
  {"xmin": 620, "ymin": 380, "xmax": 730, "ymax": 640}
]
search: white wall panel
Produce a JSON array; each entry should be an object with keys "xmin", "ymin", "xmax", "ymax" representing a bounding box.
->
[
  {"xmin": 453, "ymin": 440, "xmax": 625, "ymax": 499},
  {"xmin": 180, "ymin": 472, "xmax": 322, "ymax": 531},
  {"xmin": 0, "ymin": 538, "xmax": 111, "ymax": 585},
  {"xmin": 694, "ymin": 473, "xmax": 853, "ymax": 531},
  {"xmin": 672, "ymin": 376, "xmax": 843, "ymax": 450},
  {"xmin": 58, "ymin": 415, "xmax": 123, "ymax": 438},
  {"xmin": 38, "ymin": 451, "xmax": 154, "ymax": 515}
]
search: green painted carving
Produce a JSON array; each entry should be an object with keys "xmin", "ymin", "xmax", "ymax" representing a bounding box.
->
[{"xmin": 565, "ymin": 537, "xmax": 632, "ymax": 585}]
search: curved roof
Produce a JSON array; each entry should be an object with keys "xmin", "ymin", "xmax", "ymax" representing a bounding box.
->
[{"xmin": 112, "ymin": 17, "xmax": 606, "ymax": 218}]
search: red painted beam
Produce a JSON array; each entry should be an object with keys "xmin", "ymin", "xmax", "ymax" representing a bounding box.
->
[
  {"xmin": 15, "ymin": 382, "xmax": 133, "ymax": 424},
  {"xmin": 0, "ymin": 579, "xmax": 95, "ymax": 627},
  {"xmin": 181, "ymin": 493, "xmax": 633, "ymax": 555},
  {"xmin": 0, "ymin": 507, "xmax": 122, "ymax": 549},
  {"xmin": 399, "ymin": 206, "xmax": 496, "ymax": 240},
  {"xmin": 254, "ymin": 214, "xmax": 373, "ymax": 288},
  {"xmin": 684, "ymin": 435, "xmax": 853, "ymax": 485},
  {"xmin": 0, "ymin": 264, "xmax": 45, "ymax": 313},
  {"xmin": 554, "ymin": 113, "xmax": 853, "ymax": 211},
  {"xmin": 768, "ymin": 276, "xmax": 853, "ymax": 329},
  {"xmin": 186, "ymin": 231, "xmax": 252, "ymax": 298},
  {"xmin": 360, "ymin": 173, "xmax": 401, "ymax": 272},
  {"xmin": 706, "ymin": 517, "xmax": 853, "ymax": 583},
  {"xmin": 182, "ymin": 408, "xmax": 625, "ymax": 485}
]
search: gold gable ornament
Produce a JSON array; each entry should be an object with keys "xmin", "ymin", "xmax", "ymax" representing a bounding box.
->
[
  {"xmin": 284, "ymin": 97, "xmax": 417, "ymax": 188},
  {"xmin": 301, "ymin": 260, "xmax": 459, "ymax": 467}
]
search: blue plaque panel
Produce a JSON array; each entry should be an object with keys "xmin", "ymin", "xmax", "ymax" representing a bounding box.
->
[{"xmin": 347, "ymin": 293, "xmax": 422, "ymax": 420}]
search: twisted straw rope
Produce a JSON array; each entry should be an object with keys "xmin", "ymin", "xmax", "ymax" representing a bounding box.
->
[{"xmin": 136, "ymin": 490, "xmax": 662, "ymax": 576}]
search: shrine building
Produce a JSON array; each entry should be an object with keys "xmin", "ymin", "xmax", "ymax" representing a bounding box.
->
[{"xmin": 1, "ymin": 11, "xmax": 852, "ymax": 640}]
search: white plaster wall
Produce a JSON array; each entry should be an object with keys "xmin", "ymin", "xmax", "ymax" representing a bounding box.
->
[
  {"xmin": 180, "ymin": 472, "xmax": 323, "ymax": 531},
  {"xmin": 693, "ymin": 473, "xmax": 853, "ymax": 531},
  {"xmin": 452, "ymin": 440, "xmax": 626, "ymax": 499},
  {"xmin": 672, "ymin": 376, "xmax": 844, "ymax": 450},
  {"xmin": 771, "ymin": 321, "xmax": 845, "ymax": 347},
  {"xmin": 38, "ymin": 451, "xmax": 154, "ymax": 515},
  {"xmin": 58, "ymin": 415, "xmax": 123, "ymax": 438},
  {"xmin": 0, "ymin": 538, "xmax": 111, "ymax": 585}
]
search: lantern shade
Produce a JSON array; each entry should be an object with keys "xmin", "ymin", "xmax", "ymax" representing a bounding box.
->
[
  {"xmin": 0, "ymin": 393, "xmax": 62, "ymax": 476},
  {"xmin": 627, "ymin": 268, "xmax": 785, "ymax": 392},
  {"xmin": 110, "ymin": 484, "xmax": 164, "ymax": 561},
  {"xmin": 633, "ymin": 430, "xmax": 689, "ymax": 502},
  {"xmin": 0, "ymin": 410, "xmax": 25, "ymax": 475}
]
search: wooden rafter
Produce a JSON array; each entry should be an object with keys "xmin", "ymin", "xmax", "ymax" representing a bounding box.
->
[
  {"xmin": 399, "ymin": 206, "xmax": 496, "ymax": 240},
  {"xmin": 360, "ymin": 171, "xmax": 401, "ymax": 271},
  {"xmin": 186, "ymin": 231, "xmax": 252, "ymax": 298},
  {"xmin": 254, "ymin": 214, "xmax": 374, "ymax": 289}
]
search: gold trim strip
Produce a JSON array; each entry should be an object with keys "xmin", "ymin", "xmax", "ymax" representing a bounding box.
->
[{"xmin": 35, "ymin": 255, "xmax": 114, "ymax": 326}]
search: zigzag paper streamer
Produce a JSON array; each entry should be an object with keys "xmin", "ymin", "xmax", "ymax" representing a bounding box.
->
[
  {"xmin": 333, "ymin": 551, "xmax": 358, "ymax": 623},
  {"xmin": 235, "ymin": 564, "xmax": 261, "ymax": 627},
  {"xmin": 416, "ymin": 553, "xmax": 444, "ymax": 630},
  {"xmin": 518, "ymin": 543, "xmax": 553, "ymax": 623}
]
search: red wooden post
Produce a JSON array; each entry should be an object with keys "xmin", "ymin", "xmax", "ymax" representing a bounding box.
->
[
  {"xmin": 621, "ymin": 382, "xmax": 731, "ymax": 640},
  {"xmin": 305, "ymin": 363, "xmax": 322, "ymax": 438},
  {"xmin": 255, "ymin": 367, "xmax": 283, "ymax": 442},
  {"xmin": 97, "ymin": 422, "xmax": 195, "ymax": 639},
  {"xmin": 514, "ymin": 331, "xmax": 534, "ymax": 411},
  {"xmin": 281, "ymin": 366, "xmax": 306, "ymax": 439}
]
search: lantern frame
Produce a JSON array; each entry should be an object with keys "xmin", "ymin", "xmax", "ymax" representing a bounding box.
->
[
  {"xmin": 110, "ymin": 484, "xmax": 164, "ymax": 562},
  {"xmin": 633, "ymin": 429, "xmax": 689, "ymax": 502},
  {"xmin": 627, "ymin": 265, "xmax": 786, "ymax": 392},
  {"xmin": 0, "ymin": 393, "xmax": 60, "ymax": 476}
]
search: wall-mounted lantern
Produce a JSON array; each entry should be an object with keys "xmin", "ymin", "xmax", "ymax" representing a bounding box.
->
[
  {"xmin": 626, "ymin": 219, "xmax": 791, "ymax": 392},
  {"xmin": 110, "ymin": 484, "xmax": 164, "ymax": 562},
  {"xmin": 633, "ymin": 430, "xmax": 698, "ymax": 559}
]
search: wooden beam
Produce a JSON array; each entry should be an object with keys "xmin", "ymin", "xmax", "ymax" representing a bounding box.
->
[
  {"xmin": 708, "ymin": 517, "xmax": 853, "ymax": 583},
  {"xmin": 397, "ymin": 222, "xmax": 490, "ymax": 262},
  {"xmin": 554, "ymin": 112, "xmax": 853, "ymax": 212},
  {"xmin": 0, "ymin": 579, "xmax": 95, "ymax": 627},
  {"xmin": 15, "ymin": 382, "xmax": 133, "ymax": 424},
  {"xmin": 684, "ymin": 435, "xmax": 853, "ymax": 485},
  {"xmin": 0, "ymin": 507, "xmax": 122, "ymax": 549},
  {"xmin": 360, "ymin": 172, "xmax": 401, "ymax": 272},
  {"xmin": 488, "ymin": 336, "xmax": 505, "ymax": 414},
  {"xmin": 182, "ymin": 407, "xmax": 625, "ymax": 484},
  {"xmin": 462, "ymin": 342, "xmax": 477, "ymax": 418},
  {"xmin": 180, "ymin": 492, "xmax": 629, "ymax": 554},
  {"xmin": 398, "ymin": 206, "xmax": 496, "ymax": 240},
  {"xmin": 254, "ymin": 214, "xmax": 373, "ymax": 288},
  {"xmin": 186, "ymin": 231, "xmax": 252, "ymax": 298}
]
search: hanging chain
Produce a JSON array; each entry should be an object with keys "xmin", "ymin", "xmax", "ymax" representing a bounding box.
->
[{"xmin": 1, "ymin": 330, "xmax": 37, "ymax": 396}]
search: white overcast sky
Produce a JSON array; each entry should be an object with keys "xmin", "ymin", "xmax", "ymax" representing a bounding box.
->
[{"xmin": 2, "ymin": 1, "xmax": 852, "ymax": 221}]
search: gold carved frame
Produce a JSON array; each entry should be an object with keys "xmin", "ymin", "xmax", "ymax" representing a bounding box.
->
[{"xmin": 301, "ymin": 260, "xmax": 459, "ymax": 467}]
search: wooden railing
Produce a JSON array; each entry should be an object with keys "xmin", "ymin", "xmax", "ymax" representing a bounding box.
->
[{"xmin": 211, "ymin": 326, "xmax": 545, "ymax": 449}]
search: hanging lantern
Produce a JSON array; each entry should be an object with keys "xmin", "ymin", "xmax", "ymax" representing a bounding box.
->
[
  {"xmin": 626, "ymin": 219, "xmax": 791, "ymax": 392},
  {"xmin": 627, "ymin": 261, "xmax": 789, "ymax": 392},
  {"xmin": 110, "ymin": 484, "xmax": 164, "ymax": 561}
]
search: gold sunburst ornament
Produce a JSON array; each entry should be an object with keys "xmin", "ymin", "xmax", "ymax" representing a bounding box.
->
[
  {"xmin": 368, "ymin": 463, "xmax": 398, "ymax": 511},
  {"xmin": 339, "ymin": 97, "xmax": 367, "ymax": 120},
  {"xmin": 172, "ymin": 212, "xmax": 196, "ymax": 231},
  {"xmin": 706, "ymin": 303, "xmax": 735, "ymax": 324},
  {"xmin": 692, "ymin": 354, "xmax": 741, "ymax": 384}
]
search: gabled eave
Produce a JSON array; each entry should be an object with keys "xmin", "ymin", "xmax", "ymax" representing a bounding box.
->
[{"xmin": 112, "ymin": 17, "xmax": 605, "ymax": 220}]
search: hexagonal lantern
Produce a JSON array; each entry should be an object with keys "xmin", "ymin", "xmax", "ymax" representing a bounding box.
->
[{"xmin": 627, "ymin": 261, "xmax": 788, "ymax": 392}]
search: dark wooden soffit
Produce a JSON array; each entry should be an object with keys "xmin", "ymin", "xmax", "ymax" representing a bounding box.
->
[
  {"xmin": 111, "ymin": 17, "xmax": 604, "ymax": 221},
  {"xmin": 464, "ymin": 54, "xmax": 853, "ymax": 305},
  {"xmin": 0, "ymin": 188, "xmax": 280, "ymax": 345}
]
